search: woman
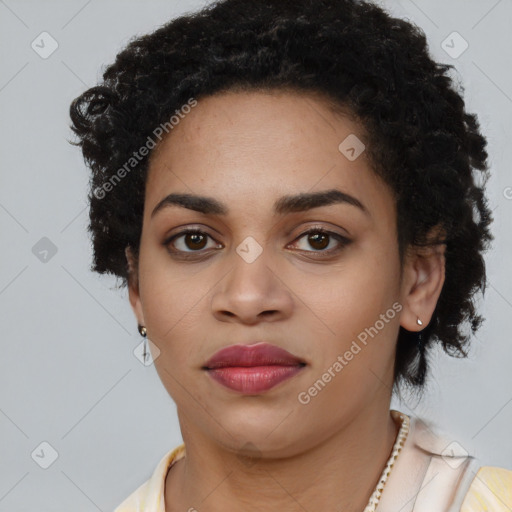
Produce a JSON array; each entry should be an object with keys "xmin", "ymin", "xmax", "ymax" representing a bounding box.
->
[{"xmin": 69, "ymin": 0, "xmax": 512, "ymax": 510}]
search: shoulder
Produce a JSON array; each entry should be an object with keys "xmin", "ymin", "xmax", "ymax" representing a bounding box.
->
[
  {"xmin": 380, "ymin": 412, "xmax": 512, "ymax": 512},
  {"xmin": 461, "ymin": 465, "xmax": 512, "ymax": 512},
  {"xmin": 113, "ymin": 443, "xmax": 186, "ymax": 512}
]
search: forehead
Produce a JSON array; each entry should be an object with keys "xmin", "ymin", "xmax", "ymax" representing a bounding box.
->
[{"xmin": 144, "ymin": 90, "xmax": 394, "ymax": 222}]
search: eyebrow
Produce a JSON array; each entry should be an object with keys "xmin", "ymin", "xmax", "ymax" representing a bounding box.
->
[{"xmin": 151, "ymin": 188, "xmax": 369, "ymax": 218}]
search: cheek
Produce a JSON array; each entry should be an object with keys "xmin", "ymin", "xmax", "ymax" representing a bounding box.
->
[
  {"xmin": 137, "ymin": 252, "xmax": 208, "ymax": 367},
  {"xmin": 290, "ymin": 240, "xmax": 400, "ymax": 328},
  {"xmin": 289, "ymin": 242, "xmax": 401, "ymax": 375},
  {"xmin": 139, "ymin": 270, "xmax": 204, "ymax": 401}
]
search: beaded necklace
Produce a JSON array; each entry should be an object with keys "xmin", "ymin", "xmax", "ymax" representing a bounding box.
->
[{"xmin": 363, "ymin": 410, "xmax": 410, "ymax": 512}]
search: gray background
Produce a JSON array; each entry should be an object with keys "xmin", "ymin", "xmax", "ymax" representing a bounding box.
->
[{"xmin": 0, "ymin": 0, "xmax": 511, "ymax": 510}]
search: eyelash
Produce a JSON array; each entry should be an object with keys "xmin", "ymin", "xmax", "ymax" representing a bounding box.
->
[{"xmin": 163, "ymin": 226, "xmax": 351, "ymax": 259}]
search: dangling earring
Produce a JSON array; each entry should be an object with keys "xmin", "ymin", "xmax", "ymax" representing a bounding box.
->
[
  {"xmin": 416, "ymin": 317, "xmax": 424, "ymax": 351},
  {"xmin": 138, "ymin": 324, "xmax": 148, "ymax": 362}
]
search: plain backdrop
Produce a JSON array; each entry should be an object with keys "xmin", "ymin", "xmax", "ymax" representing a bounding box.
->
[{"xmin": 0, "ymin": 0, "xmax": 511, "ymax": 510}]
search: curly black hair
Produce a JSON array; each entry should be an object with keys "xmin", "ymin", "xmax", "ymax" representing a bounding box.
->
[{"xmin": 69, "ymin": 0, "xmax": 494, "ymax": 393}]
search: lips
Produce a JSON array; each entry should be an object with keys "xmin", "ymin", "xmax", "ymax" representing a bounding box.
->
[
  {"xmin": 203, "ymin": 342, "xmax": 306, "ymax": 369},
  {"xmin": 203, "ymin": 342, "xmax": 306, "ymax": 394}
]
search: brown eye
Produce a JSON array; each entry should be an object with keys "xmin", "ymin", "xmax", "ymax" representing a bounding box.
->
[
  {"xmin": 184, "ymin": 232, "xmax": 207, "ymax": 250},
  {"xmin": 291, "ymin": 227, "xmax": 351, "ymax": 255},
  {"xmin": 307, "ymin": 232, "xmax": 330, "ymax": 250},
  {"xmin": 165, "ymin": 229, "xmax": 220, "ymax": 254}
]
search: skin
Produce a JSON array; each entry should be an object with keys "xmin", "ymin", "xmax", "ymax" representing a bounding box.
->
[{"xmin": 125, "ymin": 90, "xmax": 446, "ymax": 512}]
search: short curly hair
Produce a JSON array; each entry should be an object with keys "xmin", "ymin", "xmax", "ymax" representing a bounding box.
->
[{"xmin": 69, "ymin": 0, "xmax": 494, "ymax": 393}]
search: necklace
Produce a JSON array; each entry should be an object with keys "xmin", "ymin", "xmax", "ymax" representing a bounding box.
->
[{"xmin": 363, "ymin": 410, "xmax": 410, "ymax": 512}]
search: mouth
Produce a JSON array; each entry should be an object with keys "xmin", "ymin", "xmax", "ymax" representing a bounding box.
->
[{"xmin": 203, "ymin": 342, "xmax": 307, "ymax": 394}]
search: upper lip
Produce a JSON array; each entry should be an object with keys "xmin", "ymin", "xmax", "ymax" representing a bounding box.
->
[{"xmin": 203, "ymin": 342, "xmax": 306, "ymax": 369}]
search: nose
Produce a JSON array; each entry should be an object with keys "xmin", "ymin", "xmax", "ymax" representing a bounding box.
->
[{"xmin": 210, "ymin": 247, "xmax": 294, "ymax": 325}]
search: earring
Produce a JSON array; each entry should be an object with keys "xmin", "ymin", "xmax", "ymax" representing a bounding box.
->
[
  {"xmin": 416, "ymin": 317, "xmax": 424, "ymax": 351},
  {"xmin": 138, "ymin": 324, "xmax": 148, "ymax": 362}
]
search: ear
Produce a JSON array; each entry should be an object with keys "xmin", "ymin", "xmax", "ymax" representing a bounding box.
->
[
  {"xmin": 399, "ymin": 227, "xmax": 446, "ymax": 332},
  {"xmin": 125, "ymin": 246, "xmax": 145, "ymax": 327}
]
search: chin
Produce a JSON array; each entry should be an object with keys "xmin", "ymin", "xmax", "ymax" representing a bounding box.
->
[{"xmin": 211, "ymin": 411, "xmax": 306, "ymax": 454}]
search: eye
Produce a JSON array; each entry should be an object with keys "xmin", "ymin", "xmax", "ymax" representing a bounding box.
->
[
  {"xmin": 163, "ymin": 226, "xmax": 351, "ymax": 259},
  {"xmin": 290, "ymin": 227, "xmax": 351, "ymax": 255},
  {"xmin": 164, "ymin": 228, "xmax": 221, "ymax": 254}
]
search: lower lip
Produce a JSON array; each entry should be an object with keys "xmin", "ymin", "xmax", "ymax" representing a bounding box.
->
[{"xmin": 205, "ymin": 365, "xmax": 305, "ymax": 393}]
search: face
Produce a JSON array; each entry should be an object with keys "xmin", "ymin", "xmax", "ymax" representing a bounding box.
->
[{"xmin": 127, "ymin": 90, "xmax": 441, "ymax": 458}]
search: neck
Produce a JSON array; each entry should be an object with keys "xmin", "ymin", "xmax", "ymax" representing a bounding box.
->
[{"xmin": 165, "ymin": 403, "xmax": 400, "ymax": 512}]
